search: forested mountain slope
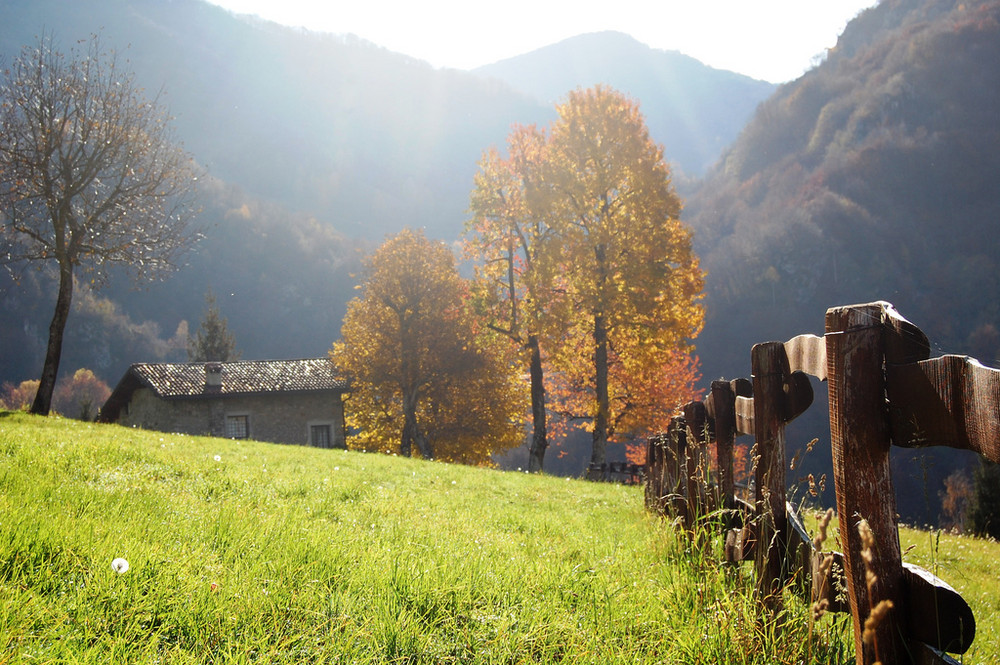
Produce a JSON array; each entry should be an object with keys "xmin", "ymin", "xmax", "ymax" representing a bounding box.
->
[
  {"xmin": 684, "ymin": 0, "xmax": 1000, "ymax": 522},
  {"xmin": 688, "ymin": 0, "xmax": 1000, "ymax": 373}
]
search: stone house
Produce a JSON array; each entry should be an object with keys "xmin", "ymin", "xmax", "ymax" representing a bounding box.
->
[{"xmin": 99, "ymin": 358, "xmax": 348, "ymax": 448}]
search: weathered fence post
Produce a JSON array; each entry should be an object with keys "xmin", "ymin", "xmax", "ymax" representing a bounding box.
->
[
  {"xmin": 751, "ymin": 342, "xmax": 791, "ymax": 612},
  {"xmin": 750, "ymin": 340, "xmax": 815, "ymax": 613},
  {"xmin": 684, "ymin": 400, "xmax": 709, "ymax": 522},
  {"xmin": 825, "ymin": 302, "xmax": 918, "ymax": 665},
  {"xmin": 646, "ymin": 417, "xmax": 690, "ymax": 519},
  {"xmin": 709, "ymin": 380, "xmax": 736, "ymax": 527},
  {"xmin": 667, "ymin": 415, "xmax": 689, "ymax": 524},
  {"xmin": 644, "ymin": 434, "xmax": 662, "ymax": 512}
]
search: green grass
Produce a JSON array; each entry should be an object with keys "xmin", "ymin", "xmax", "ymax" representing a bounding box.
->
[
  {"xmin": 0, "ymin": 412, "xmax": 993, "ymax": 663},
  {"xmin": 897, "ymin": 525, "xmax": 1000, "ymax": 662}
]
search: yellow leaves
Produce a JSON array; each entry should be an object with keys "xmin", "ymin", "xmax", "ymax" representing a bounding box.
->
[
  {"xmin": 333, "ymin": 229, "xmax": 525, "ymax": 464},
  {"xmin": 463, "ymin": 85, "xmax": 706, "ymax": 460}
]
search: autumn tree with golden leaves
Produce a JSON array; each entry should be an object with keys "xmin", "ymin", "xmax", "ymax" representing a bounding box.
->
[
  {"xmin": 534, "ymin": 86, "xmax": 704, "ymax": 469},
  {"xmin": 465, "ymin": 125, "xmax": 561, "ymax": 472},
  {"xmin": 331, "ymin": 228, "xmax": 524, "ymax": 465},
  {"xmin": 467, "ymin": 86, "xmax": 703, "ymax": 471}
]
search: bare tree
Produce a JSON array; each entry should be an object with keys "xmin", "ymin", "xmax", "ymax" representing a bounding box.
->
[{"xmin": 0, "ymin": 33, "xmax": 201, "ymax": 415}]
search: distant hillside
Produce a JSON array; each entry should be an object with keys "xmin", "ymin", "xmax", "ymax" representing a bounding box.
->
[
  {"xmin": 683, "ymin": 0, "xmax": 1000, "ymax": 523},
  {"xmin": 475, "ymin": 32, "xmax": 776, "ymax": 176},
  {"xmin": 687, "ymin": 0, "xmax": 1000, "ymax": 373},
  {"xmin": 0, "ymin": 0, "xmax": 545, "ymax": 241},
  {"xmin": 0, "ymin": 0, "xmax": 543, "ymax": 385},
  {"xmin": 0, "ymin": 0, "xmax": 780, "ymax": 393}
]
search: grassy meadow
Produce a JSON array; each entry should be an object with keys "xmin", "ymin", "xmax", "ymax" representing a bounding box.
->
[{"xmin": 0, "ymin": 411, "xmax": 996, "ymax": 663}]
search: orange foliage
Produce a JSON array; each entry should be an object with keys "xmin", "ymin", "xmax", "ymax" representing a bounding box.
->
[
  {"xmin": 0, "ymin": 379, "xmax": 39, "ymax": 411},
  {"xmin": 1, "ymin": 368, "xmax": 110, "ymax": 420},
  {"xmin": 53, "ymin": 368, "xmax": 112, "ymax": 420},
  {"xmin": 548, "ymin": 323, "xmax": 703, "ymax": 447}
]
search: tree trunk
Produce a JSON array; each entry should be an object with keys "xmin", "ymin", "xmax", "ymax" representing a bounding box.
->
[
  {"xmin": 31, "ymin": 258, "xmax": 74, "ymax": 416},
  {"xmin": 400, "ymin": 425, "xmax": 413, "ymax": 457},
  {"xmin": 401, "ymin": 389, "xmax": 433, "ymax": 460},
  {"xmin": 415, "ymin": 432, "xmax": 434, "ymax": 460},
  {"xmin": 526, "ymin": 334, "xmax": 548, "ymax": 472},
  {"xmin": 400, "ymin": 390, "xmax": 417, "ymax": 457},
  {"xmin": 591, "ymin": 311, "xmax": 609, "ymax": 469}
]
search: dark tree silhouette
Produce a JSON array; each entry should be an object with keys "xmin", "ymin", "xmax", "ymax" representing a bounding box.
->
[
  {"xmin": 187, "ymin": 290, "xmax": 241, "ymax": 362},
  {"xmin": 967, "ymin": 459, "xmax": 1000, "ymax": 539}
]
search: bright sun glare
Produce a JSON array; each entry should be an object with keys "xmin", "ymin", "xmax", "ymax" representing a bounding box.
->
[{"xmin": 207, "ymin": 0, "xmax": 879, "ymax": 83}]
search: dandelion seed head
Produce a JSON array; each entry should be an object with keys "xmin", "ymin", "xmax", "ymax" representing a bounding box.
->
[
  {"xmin": 111, "ymin": 557, "xmax": 129, "ymax": 574},
  {"xmin": 214, "ymin": 455, "xmax": 222, "ymax": 462}
]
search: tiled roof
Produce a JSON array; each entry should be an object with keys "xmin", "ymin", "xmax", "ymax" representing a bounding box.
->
[
  {"xmin": 130, "ymin": 358, "xmax": 348, "ymax": 397},
  {"xmin": 98, "ymin": 358, "xmax": 347, "ymax": 423}
]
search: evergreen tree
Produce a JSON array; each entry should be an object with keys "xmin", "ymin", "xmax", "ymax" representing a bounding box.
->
[
  {"xmin": 187, "ymin": 290, "xmax": 241, "ymax": 362},
  {"xmin": 967, "ymin": 459, "xmax": 1000, "ymax": 539}
]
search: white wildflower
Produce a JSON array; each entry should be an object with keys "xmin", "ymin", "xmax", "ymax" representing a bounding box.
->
[{"xmin": 214, "ymin": 455, "xmax": 222, "ymax": 462}]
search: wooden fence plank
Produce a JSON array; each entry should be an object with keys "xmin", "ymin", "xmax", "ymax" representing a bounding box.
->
[
  {"xmin": 786, "ymin": 502, "xmax": 813, "ymax": 589},
  {"xmin": 783, "ymin": 371, "xmax": 814, "ymax": 422},
  {"xmin": 910, "ymin": 642, "xmax": 963, "ymax": 665},
  {"xmin": 735, "ymin": 395, "xmax": 755, "ymax": 436},
  {"xmin": 826, "ymin": 302, "xmax": 908, "ymax": 665},
  {"xmin": 887, "ymin": 354, "xmax": 1000, "ymax": 462},
  {"xmin": 731, "ymin": 377, "xmax": 753, "ymax": 400},
  {"xmin": 902, "ymin": 562, "xmax": 976, "ymax": 654},
  {"xmin": 882, "ymin": 300, "xmax": 931, "ymax": 365},
  {"xmin": 812, "ymin": 551, "xmax": 975, "ymax": 655},
  {"xmin": 785, "ymin": 333, "xmax": 828, "ymax": 380}
]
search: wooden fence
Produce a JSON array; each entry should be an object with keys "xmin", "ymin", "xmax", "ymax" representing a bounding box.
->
[
  {"xmin": 586, "ymin": 461, "xmax": 644, "ymax": 485},
  {"xmin": 645, "ymin": 301, "xmax": 999, "ymax": 665}
]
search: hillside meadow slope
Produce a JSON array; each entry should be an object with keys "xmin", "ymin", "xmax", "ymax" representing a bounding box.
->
[{"xmin": 1, "ymin": 412, "xmax": 997, "ymax": 663}]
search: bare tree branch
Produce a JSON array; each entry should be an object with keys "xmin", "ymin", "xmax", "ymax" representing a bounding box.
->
[{"xmin": 0, "ymin": 32, "xmax": 201, "ymax": 414}]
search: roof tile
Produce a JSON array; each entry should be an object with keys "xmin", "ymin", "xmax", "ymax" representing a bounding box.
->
[{"xmin": 131, "ymin": 358, "xmax": 348, "ymax": 397}]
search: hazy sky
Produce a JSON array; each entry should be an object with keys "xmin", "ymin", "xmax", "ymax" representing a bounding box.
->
[{"xmin": 207, "ymin": 0, "xmax": 879, "ymax": 83}]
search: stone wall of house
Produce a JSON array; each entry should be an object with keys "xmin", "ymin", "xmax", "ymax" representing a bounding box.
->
[
  {"xmin": 221, "ymin": 392, "xmax": 346, "ymax": 448},
  {"xmin": 118, "ymin": 389, "xmax": 346, "ymax": 448},
  {"xmin": 122, "ymin": 388, "xmax": 214, "ymax": 436}
]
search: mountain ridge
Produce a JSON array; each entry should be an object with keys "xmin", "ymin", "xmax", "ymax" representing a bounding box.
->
[
  {"xmin": 475, "ymin": 31, "xmax": 776, "ymax": 175},
  {"xmin": 0, "ymin": 0, "xmax": 769, "ymax": 390}
]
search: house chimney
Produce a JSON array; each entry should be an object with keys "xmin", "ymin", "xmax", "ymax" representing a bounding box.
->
[{"xmin": 205, "ymin": 362, "xmax": 223, "ymax": 389}]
